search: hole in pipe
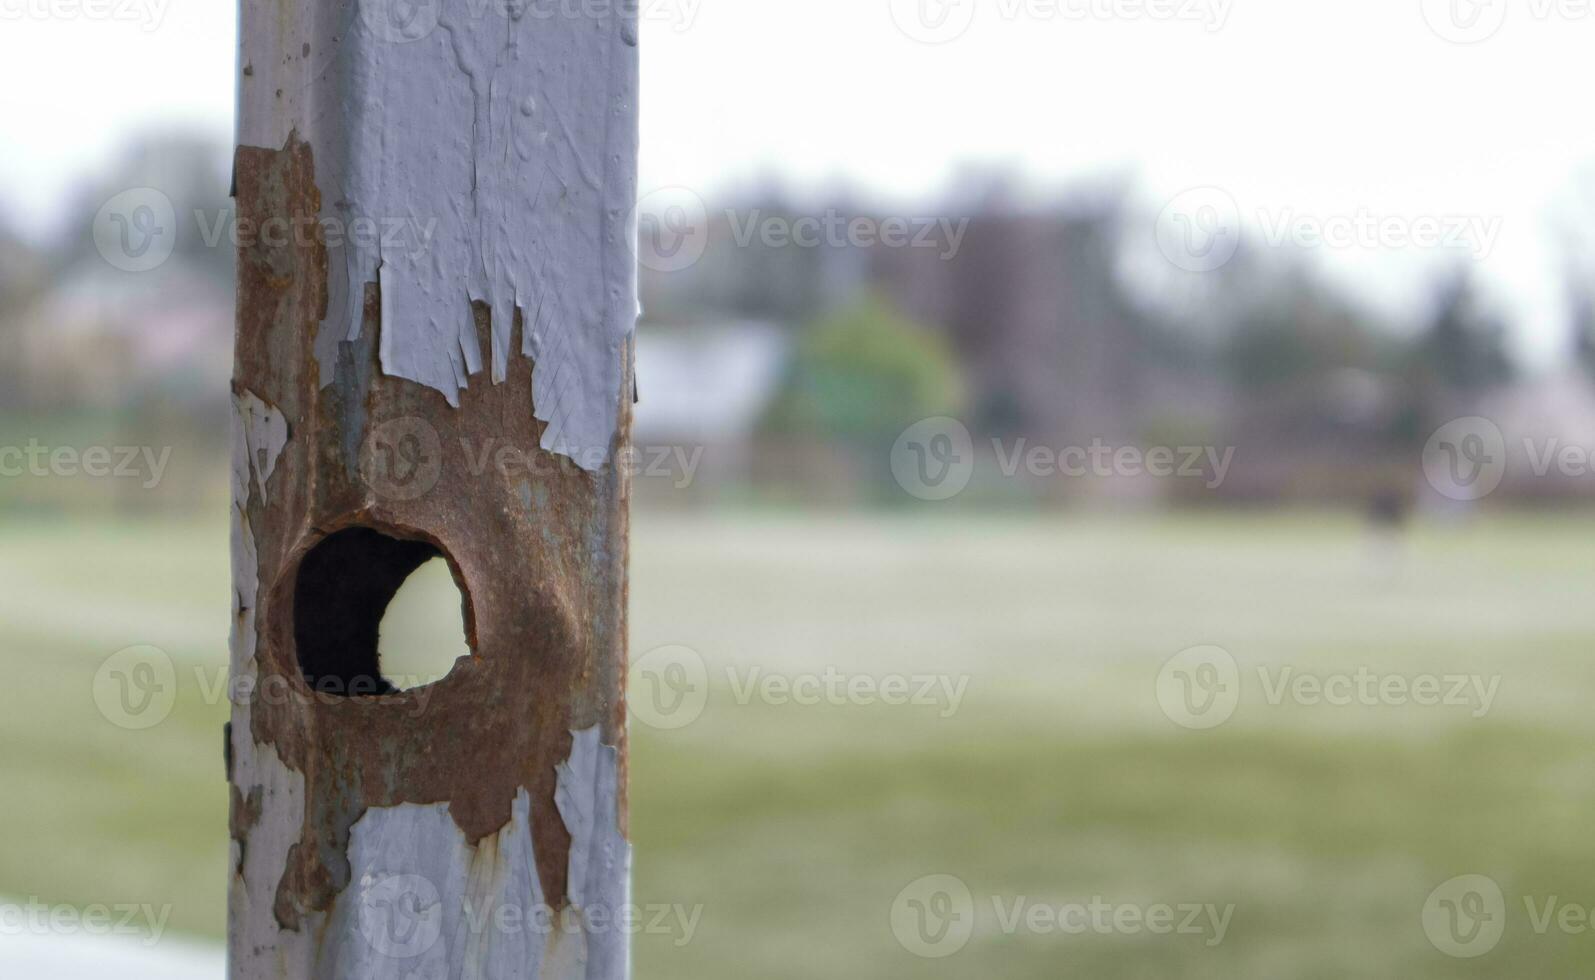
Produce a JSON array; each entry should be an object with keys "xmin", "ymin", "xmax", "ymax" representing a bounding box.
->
[{"xmin": 294, "ymin": 527, "xmax": 471, "ymax": 697}]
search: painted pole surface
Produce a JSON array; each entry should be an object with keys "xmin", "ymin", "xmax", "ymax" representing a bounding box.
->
[{"xmin": 227, "ymin": 1, "xmax": 637, "ymax": 976}]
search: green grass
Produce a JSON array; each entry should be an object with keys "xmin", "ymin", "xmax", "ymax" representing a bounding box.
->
[{"xmin": 4, "ymin": 510, "xmax": 1595, "ymax": 976}]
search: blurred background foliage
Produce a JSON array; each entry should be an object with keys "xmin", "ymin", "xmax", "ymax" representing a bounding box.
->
[
  {"xmin": 5, "ymin": 122, "xmax": 1595, "ymax": 980},
  {"xmin": 9, "ymin": 131, "xmax": 1594, "ymax": 516}
]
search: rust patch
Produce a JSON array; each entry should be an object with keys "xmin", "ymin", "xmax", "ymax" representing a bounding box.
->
[{"xmin": 233, "ymin": 136, "xmax": 630, "ymax": 934}]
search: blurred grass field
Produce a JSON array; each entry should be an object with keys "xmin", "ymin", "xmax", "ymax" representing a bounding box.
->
[{"xmin": 4, "ymin": 511, "xmax": 1595, "ymax": 976}]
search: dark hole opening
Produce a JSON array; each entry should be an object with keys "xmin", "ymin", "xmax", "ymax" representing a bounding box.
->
[{"xmin": 294, "ymin": 527, "xmax": 466, "ymax": 698}]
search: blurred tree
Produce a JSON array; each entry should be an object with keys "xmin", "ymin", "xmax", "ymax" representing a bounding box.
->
[
  {"xmin": 59, "ymin": 129, "xmax": 234, "ymax": 282},
  {"xmin": 1571, "ymin": 281, "xmax": 1595, "ymax": 380},
  {"xmin": 1416, "ymin": 270, "xmax": 1515, "ymax": 393},
  {"xmin": 1222, "ymin": 266, "xmax": 1396, "ymax": 395},
  {"xmin": 762, "ymin": 292, "xmax": 964, "ymax": 444},
  {"xmin": 0, "ymin": 219, "xmax": 47, "ymax": 410}
]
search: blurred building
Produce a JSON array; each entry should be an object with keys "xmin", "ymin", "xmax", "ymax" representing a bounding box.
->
[{"xmin": 634, "ymin": 320, "xmax": 790, "ymax": 504}]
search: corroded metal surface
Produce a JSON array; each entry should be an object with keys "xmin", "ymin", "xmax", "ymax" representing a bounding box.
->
[{"xmin": 227, "ymin": 3, "xmax": 636, "ymax": 972}]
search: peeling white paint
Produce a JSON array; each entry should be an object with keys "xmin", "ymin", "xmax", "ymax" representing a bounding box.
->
[
  {"xmin": 298, "ymin": 730, "xmax": 630, "ymax": 980},
  {"xmin": 235, "ymin": 390, "xmax": 289, "ymax": 503},
  {"xmin": 321, "ymin": 792, "xmax": 550, "ymax": 979},
  {"xmin": 555, "ymin": 726, "xmax": 632, "ymax": 980},
  {"xmin": 228, "ymin": 742, "xmax": 311, "ymax": 980},
  {"xmin": 228, "ymin": 391, "xmax": 316, "ymax": 980},
  {"xmin": 239, "ymin": 0, "xmax": 639, "ymax": 469},
  {"xmin": 228, "ymin": 390, "xmax": 287, "ymax": 675}
]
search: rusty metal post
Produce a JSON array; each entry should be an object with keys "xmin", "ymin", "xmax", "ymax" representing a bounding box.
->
[{"xmin": 226, "ymin": 1, "xmax": 637, "ymax": 976}]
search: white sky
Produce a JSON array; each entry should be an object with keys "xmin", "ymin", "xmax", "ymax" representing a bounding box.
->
[{"xmin": 1, "ymin": 0, "xmax": 1590, "ymax": 360}]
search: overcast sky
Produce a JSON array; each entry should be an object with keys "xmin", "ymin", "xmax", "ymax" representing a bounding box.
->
[{"xmin": 2, "ymin": 0, "xmax": 1590, "ymax": 360}]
